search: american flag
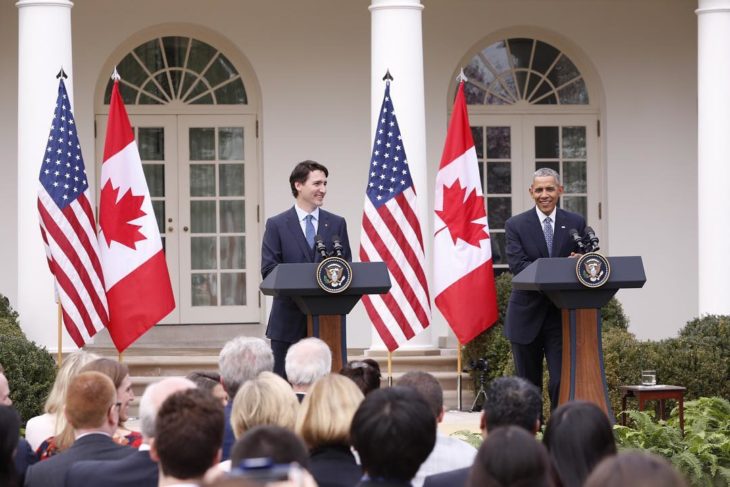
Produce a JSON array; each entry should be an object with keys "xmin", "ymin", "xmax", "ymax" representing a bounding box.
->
[
  {"xmin": 37, "ymin": 79, "xmax": 109, "ymax": 347},
  {"xmin": 359, "ymin": 83, "xmax": 431, "ymax": 351}
]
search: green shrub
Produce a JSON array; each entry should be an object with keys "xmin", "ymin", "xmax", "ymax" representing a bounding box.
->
[{"xmin": 0, "ymin": 295, "xmax": 56, "ymax": 423}]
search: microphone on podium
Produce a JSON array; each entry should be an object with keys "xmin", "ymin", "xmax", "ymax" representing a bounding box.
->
[
  {"xmin": 332, "ymin": 235, "xmax": 344, "ymax": 257},
  {"xmin": 314, "ymin": 235, "xmax": 328, "ymax": 258}
]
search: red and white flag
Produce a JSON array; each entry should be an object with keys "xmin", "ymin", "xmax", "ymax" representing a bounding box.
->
[
  {"xmin": 97, "ymin": 79, "xmax": 175, "ymax": 352},
  {"xmin": 434, "ymin": 81, "xmax": 498, "ymax": 344}
]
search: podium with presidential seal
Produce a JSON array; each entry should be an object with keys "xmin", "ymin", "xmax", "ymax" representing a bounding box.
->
[
  {"xmin": 512, "ymin": 254, "xmax": 646, "ymax": 419},
  {"xmin": 260, "ymin": 259, "xmax": 391, "ymax": 372}
]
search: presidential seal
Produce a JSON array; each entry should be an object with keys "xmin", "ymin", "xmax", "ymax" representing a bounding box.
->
[
  {"xmin": 316, "ymin": 256, "xmax": 353, "ymax": 294},
  {"xmin": 576, "ymin": 252, "xmax": 611, "ymax": 288}
]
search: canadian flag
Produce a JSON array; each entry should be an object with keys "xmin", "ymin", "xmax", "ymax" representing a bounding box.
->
[
  {"xmin": 97, "ymin": 80, "xmax": 175, "ymax": 352},
  {"xmin": 434, "ymin": 81, "xmax": 498, "ymax": 344}
]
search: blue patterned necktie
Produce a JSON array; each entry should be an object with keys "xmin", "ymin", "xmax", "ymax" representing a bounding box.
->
[
  {"xmin": 543, "ymin": 216, "xmax": 553, "ymax": 257},
  {"xmin": 304, "ymin": 214, "xmax": 315, "ymax": 249}
]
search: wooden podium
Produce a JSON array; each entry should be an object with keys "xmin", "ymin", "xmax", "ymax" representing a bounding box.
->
[
  {"xmin": 512, "ymin": 256, "xmax": 646, "ymax": 418},
  {"xmin": 260, "ymin": 262, "xmax": 391, "ymax": 372}
]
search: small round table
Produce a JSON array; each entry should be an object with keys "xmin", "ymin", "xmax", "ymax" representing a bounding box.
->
[{"xmin": 619, "ymin": 385, "xmax": 686, "ymax": 433}]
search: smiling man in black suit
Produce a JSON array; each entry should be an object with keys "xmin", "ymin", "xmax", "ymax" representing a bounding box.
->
[
  {"xmin": 504, "ymin": 168, "xmax": 586, "ymax": 411},
  {"xmin": 261, "ymin": 160, "xmax": 352, "ymax": 378}
]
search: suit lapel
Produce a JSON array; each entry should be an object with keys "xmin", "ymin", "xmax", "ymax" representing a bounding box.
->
[
  {"xmin": 529, "ymin": 208, "xmax": 550, "ymax": 258},
  {"xmin": 286, "ymin": 207, "xmax": 314, "ymax": 261},
  {"xmin": 553, "ymin": 209, "xmax": 569, "ymax": 256}
]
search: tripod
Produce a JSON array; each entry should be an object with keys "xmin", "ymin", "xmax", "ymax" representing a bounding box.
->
[{"xmin": 470, "ymin": 370, "xmax": 488, "ymax": 412}]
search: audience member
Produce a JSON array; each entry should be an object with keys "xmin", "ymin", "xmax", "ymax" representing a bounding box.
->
[
  {"xmin": 296, "ymin": 374, "xmax": 364, "ymax": 487},
  {"xmin": 351, "ymin": 387, "xmax": 436, "ymax": 486},
  {"xmin": 423, "ymin": 376, "xmax": 541, "ymax": 487},
  {"xmin": 65, "ymin": 377, "xmax": 196, "ymax": 487},
  {"xmin": 187, "ymin": 371, "xmax": 228, "ymax": 406},
  {"xmin": 0, "ymin": 363, "xmax": 11, "ymax": 406},
  {"xmin": 230, "ymin": 371, "xmax": 299, "ymax": 439},
  {"xmin": 285, "ymin": 337, "xmax": 332, "ymax": 402},
  {"xmin": 467, "ymin": 426, "xmax": 553, "ymax": 487},
  {"xmin": 585, "ymin": 451, "xmax": 688, "ymax": 487},
  {"xmin": 0, "ymin": 364, "xmax": 37, "ymax": 484},
  {"xmin": 25, "ymin": 351, "xmax": 98, "ymax": 451},
  {"xmin": 397, "ymin": 371, "xmax": 476, "ymax": 487},
  {"xmin": 543, "ymin": 401, "xmax": 617, "ymax": 487},
  {"xmin": 218, "ymin": 336, "xmax": 274, "ymax": 460},
  {"xmin": 24, "ymin": 371, "xmax": 133, "ymax": 487},
  {"xmin": 231, "ymin": 425, "xmax": 309, "ymax": 468},
  {"xmin": 151, "ymin": 389, "xmax": 225, "ymax": 486},
  {"xmin": 0, "ymin": 405, "xmax": 20, "ymax": 487},
  {"xmin": 339, "ymin": 359, "xmax": 381, "ymax": 396}
]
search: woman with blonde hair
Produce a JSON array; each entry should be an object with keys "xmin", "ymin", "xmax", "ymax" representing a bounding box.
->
[
  {"xmin": 296, "ymin": 374, "xmax": 364, "ymax": 487},
  {"xmin": 230, "ymin": 371, "xmax": 299, "ymax": 438},
  {"xmin": 25, "ymin": 351, "xmax": 98, "ymax": 454}
]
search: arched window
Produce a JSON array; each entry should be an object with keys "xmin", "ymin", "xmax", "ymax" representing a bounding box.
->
[
  {"xmin": 463, "ymin": 38, "xmax": 589, "ymax": 106},
  {"xmin": 103, "ymin": 36, "xmax": 247, "ymax": 106}
]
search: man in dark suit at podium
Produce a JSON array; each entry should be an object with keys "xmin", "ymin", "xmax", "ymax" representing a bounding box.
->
[
  {"xmin": 261, "ymin": 160, "xmax": 352, "ymax": 377},
  {"xmin": 504, "ymin": 168, "xmax": 585, "ymax": 410}
]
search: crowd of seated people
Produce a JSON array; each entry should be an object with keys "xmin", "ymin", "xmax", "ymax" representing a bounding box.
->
[{"xmin": 0, "ymin": 337, "xmax": 691, "ymax": 487}]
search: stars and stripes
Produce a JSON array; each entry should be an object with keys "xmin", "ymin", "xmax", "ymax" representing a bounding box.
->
[
  {"xmin": 37, "ymin": 79, "xmax": 109, "ymax": 347},
  {"xmin": 359, "ymin": 83, "xmax": 431, "ymax": 351}
]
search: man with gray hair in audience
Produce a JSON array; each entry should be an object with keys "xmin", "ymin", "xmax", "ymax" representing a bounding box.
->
[
  {"xmin": 65, "ymin": 377, "xmax": 196, "ymax": 487},
  {"xmin": 218, "ymin": 336, "xmax": 274, "ymax": 460},
  {"xmin": 285, "ymin": 337, "xmax": 332, "ymax": 402}
]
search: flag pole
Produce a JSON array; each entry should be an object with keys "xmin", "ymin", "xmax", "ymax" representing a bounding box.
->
[
  {"xmin": 387, "ymin": 351, "xmax": 393, "ymax": 387},
  {"xmin": 56, "ymin": 302, "xmax": 63, "ymax": 367},
  {"xmin": 457, "ymin": 342, "xmax": 462, "ymax": 411}
]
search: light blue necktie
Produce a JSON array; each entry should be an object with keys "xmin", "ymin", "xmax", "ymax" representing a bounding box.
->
[
  {"xmin": 304, "ymin": 214, "xmax": 315, "ymax": 249},
  {"xmin": 543, "ymin": 216, "xmax": 553, "ymax": 257}
]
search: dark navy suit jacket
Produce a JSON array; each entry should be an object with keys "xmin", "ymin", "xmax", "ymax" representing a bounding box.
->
[
  {"xmin": 64, "ymin": 448, "xmax": 157, "ymax": 487},
  {"xmin": 261, "ymin": 206, "xmax": 351, "ymax": 343},
  {"xmin": 423, "ymin": 466, "xmax": 469, "ymax": 487},
  {"xmin": 504, "ymin": 207, "xmax": 586, "ymax": 345}
]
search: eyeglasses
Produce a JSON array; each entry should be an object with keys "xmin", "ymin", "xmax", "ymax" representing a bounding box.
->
[{"xmin": 113, "ymin": 402, "xmax": 122, "ymax": 410}]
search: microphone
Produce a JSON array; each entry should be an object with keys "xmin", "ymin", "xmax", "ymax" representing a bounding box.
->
[
  {"xmin": 585, "ymin": 226, "xmax": 600, "ymax": 252},
  {"xmin": 332, "ymin": 235, "xmax": 344, "ymax": 257},
  {"xmin": 314, "ymin": 235, "xmax": 328, "ymax": 258},
  {"xmin": 569, "ymin": 228, "xmax": 586, "ymax": 252}
]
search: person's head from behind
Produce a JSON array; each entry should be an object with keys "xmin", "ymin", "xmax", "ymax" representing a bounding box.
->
[
  {"xmin": 0, "ymin": 364, "xmax": 11, "ymax": 406},
  {"xmin": 218, "ymin": 336, "xmax": 274, "ymax": 398},
  {"xmin": 468, "ymin": 425, "xmax": 553, "ymax": 487},
  {"xmin": 44, "ymin": 351, "xmax": 99, "ymax": 416},
  {"xmin": 585, "ymin": 451, "xmax": 688, "ymax": 487},
  {"xmin": 339, "ymin": 359, "xmax": 381, "ymax": 395},
  {"xmin": 139, "ymin": 377, "xmax": 197, "ymax": 442},
  {"xmin": 231, "ymin": 425, "xmax": 310, "ymax": 468},
  {"xmin": 483, "ymin": 376, "xmax": 541, "ymax": 434},
  {"xmin": 186, "ymin": 371, "xmax": 227, "ymax": 407},
  {"xmin": 0, "ymin": 405, "xmax": 20, "ymax": 485},
  {"xmin": 397, "ymin": 371, "xmax": 443, "ymax": 422},
  {"xmin": 80, "ymin": 358, "xmax": 134, "ymax": 423},
  {"xmin": 231, "ymin": 371, "xmax": 299, "ymax": 439},
  {"xmin": 296, "ymin": 374, "xmax": 364, "ymax": 449},
  {"xmin": 350, "ymin": 386, "xmax": 436, "ymax": 483},
  {"xmin": 151, "ymin": 389, "xmax": 224, "ymax": 482},
  {"xmin": 285, "ymin": 338, "xmax": 332, "ymax": 392},
  {"xmin": 65, "ymin": 371, "xmax": 118, "ymax": 435},
  {"xmin": 543, "ymin": 401, "xmax": 617, "ymax": 487}
]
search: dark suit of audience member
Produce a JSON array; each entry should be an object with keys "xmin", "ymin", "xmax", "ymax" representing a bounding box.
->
[
  {"xmin": 309, "ymin": 445, "xmax": 362, "ymax": 487},
  {"xmin": 15, "ymin": 438, "xmax": 37, "ymax": 486},
  {"xmin": 504, "ymin": 169, "xmax": 585, "ymax": 409},
  {"xmin": 423, "ymin": 466, "xmax": 469, "ymax": 487},
  {"xmin": 64, "ymin": 448, "xmax": 156, "ymax": 487}
]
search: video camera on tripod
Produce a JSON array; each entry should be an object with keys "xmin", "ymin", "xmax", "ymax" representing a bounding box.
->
[{"xmin": 464, "ymin": 357, "xmax": 489, "ymax": 412}]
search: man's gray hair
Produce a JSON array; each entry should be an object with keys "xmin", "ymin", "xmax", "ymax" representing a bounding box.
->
[
  {"xmin": 285, "ymin": 337, "xmax": 332, "ymax": 387},
  {"xmin": 218, "ymin": 336, "xmax": 274, "ymax": 396},
  {"xmin": 533, "ymin": 167, "xmax": 561, "ymax": 186},
  {"xmin": 139, "ymin": 377, "xmax": 196, "ymax": 439}
]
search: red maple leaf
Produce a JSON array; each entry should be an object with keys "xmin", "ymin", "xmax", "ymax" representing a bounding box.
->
[
  {"xmin": 99, "ymin": 180, "xmax": 147, "ymax": 249},
  {"xmin": 435, "ymin": 181, "xmax": 489, "ymax": 247}
]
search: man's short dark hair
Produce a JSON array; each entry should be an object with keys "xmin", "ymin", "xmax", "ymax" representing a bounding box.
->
[
  {"xmin": 350, "ymin": 387, "xmax": 436, "ymax": 482},
  {"xmin": 231, "ymin": 425, "xmax": 309, "ymax": 468},
  {"xmin": 483, "ymin": 376, "xmax": 541, "ymax": 432},
  {"xmin": 396, "ymin": 371, "xmax": 442, "ymax": 419},
  {"xmin": 339, "ymin": 359, "xmax": 381, "ymax": 396},
  {"xmin": 155, "ymin": 389, "xmax": 224, "ymax": 480},
  {"xmin": 289, "ymin": 160, "xmax": 328, "ymax": 198}
]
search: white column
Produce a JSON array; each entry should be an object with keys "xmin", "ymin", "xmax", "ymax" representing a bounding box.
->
[
  {"xmin": 17, "ymin": 0, "xmax": 76, "ymax": 351},
  {"xmin": 368, "ymin": 0, "xmax": 433, "ymax": 352},
  {"xmin": 697, "ymin": 0, "xmax": 730, "ymax": 316}
]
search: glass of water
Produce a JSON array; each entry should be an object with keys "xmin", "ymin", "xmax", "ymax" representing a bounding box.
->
[{"xmin": 641, "ymin": 370, "xmax": 657, "ymax": 386}]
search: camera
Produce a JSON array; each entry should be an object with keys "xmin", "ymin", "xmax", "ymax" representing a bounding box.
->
[{"xmin": 464, "ymin": 357, "xmax": 489, "ymax": 373}]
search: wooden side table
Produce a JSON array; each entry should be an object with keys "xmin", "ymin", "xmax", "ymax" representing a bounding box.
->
[{"xmin": 619, "ymin": 385, "xmax": 686, "ymax": 433}]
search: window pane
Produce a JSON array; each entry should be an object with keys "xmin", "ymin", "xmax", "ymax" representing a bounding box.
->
[
  {"xmin": 486, "ymin": 127, "xmax": 511, "ymax": 159},
  {"xmin": 532, "ymin": 41, "xmax": 560, "ymax": 74},
  {"xmin": 547, "ymin": 54, "xmax": 580, "ymax": 88},
  {"xmin": 215, "ymin": 79, "xmax": 247, "ymax": 104},
  {"xmin": 190, "ymin": 164, "xmax": 215, "ymax": 197},
  {"xmin": 117, "ymin": 53, "xmax": 147, "ymax": 88},
  {"xmin": 465, "ymin": 83, "xmax": 487, "ymax": 104},
  {"xmin": 220, "ymin": 201, "xmax": 245, "ymax": 233},
  {"xmin": 487, "ymin": 197, "xmax": 511, "ymax": 229},
  {"xmin": 220, "ymin": 164, "xmax": 245, "ymax": 196},
  {"xmin": 138, "ymin": 93, "xmax": 161, "ymax": 105},
  {"xmin": 220, "ymin": 236, "xmax": 245, "ymax": 269},
  {"xmin": 141, "ymin": 80, "xmax": 166, "ymax": 102},
  {"xmin": 471, "ymin": 126, "xmax": 484, "ymax": 159},
  {"xmin": 162, "ymin": 36, "xmax": 189, "ymax": 69},
  {"xmin": 191, "ymin": 93, "xmax": 214, "ymax": 105},
  {"xmin": 188, "ymin": 39, "xmax": 217, "ymax": 74},
  {"xmin": 138, "ymin": 128, "xmax": 164, "ymax": 161},
  {"xmin": 191, "ymin": 273, "xmax": 217, "ymax": 306},
  {"xmin": 142, "ymin": 164, "xmax": 165, "ymax": 197},
  {"xmin": 486, "ymin": 162, "xmax": 511, "ymax": 194},
  {"xmin": 483, "ymin": 41, "xmax": 511, "ymax": 73},
  {"xmin": 151, "ymin": 200, "xmax": 165, "ymax": 234},
  {"xmin": 154, "ymin": 72, "xmax": 172, "ymax": 100},
  {"xmin": 490, "ymin": 232, "xmax": 507, "ymax": 265},
  {"xmin": 535, "ymin": 127, "xmax": 559, "ymax": 158},
  {"xmin": 191, "ymin": 201, "xmax": 216, "ymax": 233},
  {"xmin": 508, "ymin": 38, "xmax": 533, "ymax": 69},
  {"xmin": 564, "ymin": 161, "xmax": 587, "ymax": 193},
  {"xmin": 205, "ymin": 53, "xmax": 237, "ymax": 87},
  {"xmin": 219, "ymin": 127, "xmax": 244, "ymax": 160},
  {"xmin": 465, "ymin": 56, "xmax": 496, "ymax": 88},
  {"xmin": 221, "ymin": 273, "xmax": 246, "ymax": 306},
  {"xmin": 562, "ymin": 126, "xmax": 586, "ymax": 158},
  {"xmin": 562, "ymin": 196, "xmax": 587, "ymax": 218},
  {"xmin": 189, "ymin": 128, "xmax": 215, "ymax": 161},
  {"xmin": 191, "ymin": 237, "xmax": 217, "ymax": 270},
  {"xmin": 134, "ymin": 39, "xmax": 164, "ymax": 73},
  {"xmin": 536, "ymin": 161, "xmax": 560, "ymax": 174},
  {"xmin": 558, "ymin": 79, "xmax": 589, "ymax": 105}
]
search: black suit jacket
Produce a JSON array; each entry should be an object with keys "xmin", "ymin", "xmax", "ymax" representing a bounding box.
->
[
  {"xmin": 503, "ymin": 207, "xmax": 586, "ymax": 344},
  {"xmin": 423, "ymin": 467, "xmax": 469, "ymax": 487},
  {"xmin": 261, "ymin": 206, "xmax": 352, "ymax": 343},
  {"xmin": 64, "ymin": 448, "xmax": 157, "ymax": 487},
  {"xmin": 309, "ymin": 445, "xmax": 362, "ymax": 487},
  {"xmin": 24, "ymin": 433, "xmax": 133, "ymax": 487}
]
